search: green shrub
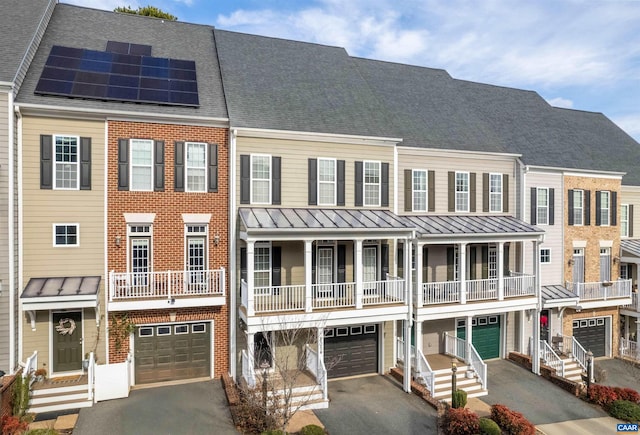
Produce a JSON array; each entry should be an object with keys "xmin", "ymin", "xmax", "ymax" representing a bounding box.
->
[
  {"xmin": 479, "ymin": 417, "xmax": 501, "ymax": 435},
  {"xmin": 452, "ymin": 389, "xmax": 468, "ymax": 409},
  {"xmin": 260, "ymin": 430, "xmax": 286, "ymax": 435},
  {"xmin": 443, "ymin": 407, "xmax": 480, "ymax": 435},
  {"xmin": 299, "ymin": 424, "xmax": 326, "ymax": 435},
  {"xmin": 25, "ymin": 429, "xmax": 60, "ymax": 435},
  {"xmin": 608, "ymin": 400, "xmax": 640, "ymax": 422}
]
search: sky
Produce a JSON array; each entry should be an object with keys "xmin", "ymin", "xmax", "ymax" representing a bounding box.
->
[{"xmin": 63, "ymin": 0, "xmax": 640, "ymax": 141}]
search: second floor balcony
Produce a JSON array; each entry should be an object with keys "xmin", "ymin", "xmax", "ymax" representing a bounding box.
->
[{"xmin": 565, "ymin": 279, "xmax": 632, "ymax": 307}]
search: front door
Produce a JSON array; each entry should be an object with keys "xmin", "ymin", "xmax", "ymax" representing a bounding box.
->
[
  {"xmin": 573, "ymin": 248, "xmax": 585, "ymax": 283},
  {"xmin": 52, "ymin": 311, "xmax": 83, "ymax": 372}
]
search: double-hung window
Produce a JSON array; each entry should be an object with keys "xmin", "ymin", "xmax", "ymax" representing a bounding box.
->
[
  {"xmin": 53, "ymin": 224, "xmax": 79, "ymax": 247},
  {"xmin": 318, "ymin": 158, "xmax": 336, "ymax": 205},
  {"xmin": 251, "ymin": 155, "xmax": 271, "ymax": 204},
  {"xmin": 254, "ymin": 244, "xmax": 271, "ymax": 291},
  {"xmin": 621, "ymin": 204, "xmax": 629, "ymax": 237},
  {"xmin": 573, "ymin": 190, "xmax": 584, "ymax": 225},
  {"xmin": 54, "ymin": 135, "xmax": 79, "ymax": 189},
  {"xmin": 455, "ymin": 172, "xmax": 469, "ymax": 212},
  {"xmin": 489, "ymin": 173, "xmax": 502, "ymax": 212},
  {"xmin": 412, "ymin": 170, "xmax": 427, "ymax": 212},
  {"xmin": 364, "ymin": 161, "xmax": 381, "ymax": 206},
  {"xmin": 539, "ymin": 248, "xmax": 551, "ymax": 264},
  {"xmin": 130, "ymin": 139, "xmax": 153, "ymax": 191},
  {"xmin": 186, "ymin": 142, "xmax": 206, "ymax": 192},
  {"xmin": 536, "ymin": 187, "xmax": 549, "ymax": 225},
  {"xmin": 600, "ymin": 191, "xmax": 610, "ymax": 226}
]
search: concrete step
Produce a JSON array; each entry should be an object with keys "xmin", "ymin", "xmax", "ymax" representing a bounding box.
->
[
  {"xmin": 439, "ymin": 389, "xmax": 489, "ymax": 403},
  {"xmin": 32, "ymin": 384, "xmax": 87, "ymax": 396},
  {"xmin": 433, "ymin": 365, "xmax": 470, "ymax": 375},
  {"xmin": 28, "ymin": 398, "xmax": 93, "ymax": 413},
  {"xmin": 434, "ymin": 377, "xmax": 480, "ymax": 391},
  {"xmin": 31, "ymin": 392, "xmax": 88, "ymax": 405},
  {"xmin": 298, "ymin": 397, "xmax": 329, "ymax": 410}
]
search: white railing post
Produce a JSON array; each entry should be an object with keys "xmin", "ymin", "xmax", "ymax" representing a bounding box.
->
[
  {"xmin": 459, "ymin": 243, "xmax": 467, "ymax": 304},
  {"xmin": 355, "ymin": 240, "xmax": 363, "ymax": 309},
  {"xmin": 109, "ymin": 270, "xmax": 114, "ymax": 302},
  {"xmin": 497, "ymin": 242, "xmax": 504, "ymax": 301}
]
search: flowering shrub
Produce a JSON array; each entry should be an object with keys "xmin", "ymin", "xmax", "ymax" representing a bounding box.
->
[
  {"xmin": 443, "ymin": 407, "xmax": 480, "ymax": 435},
  {"xmin": 490, "ymin": 404, "xmax": 535, "ymax": 435},
  {"xmin": 614, "ymin": 387, "xmax": 640, "ymax": 404},
  {"xmin": 587, "ymin": 384, "xmax": 619, "ymax": 407},
  {"xmin": 0, "ymin": 415, "xmax": 29, "ymax": 435}
]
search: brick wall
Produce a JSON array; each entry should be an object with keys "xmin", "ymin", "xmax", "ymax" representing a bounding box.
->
[
  {"xmin": 562, "ymin": 307, "xmax": 619, "ymax": 357},
  {"xmin": 0, "ymin": 374, "xmax": 16, "ymax": 420},
  {"xmin": 107, "ymin": 121, "xmax": 229, "ymax": 377}
]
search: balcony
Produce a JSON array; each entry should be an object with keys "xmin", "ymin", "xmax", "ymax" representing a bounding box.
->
[
  {"xmin": 241, "ymin": 276, "xmax": 407, "ymax": 317},
  {"xmin": 621, "ymin": 292, "xmax": 640, "ymax": 315},
  {"xmin": 108, "ymin": 269, "xmax": 225, "ymax": 311},
  {"xmin": 419, "ymin": 274, "xmax": 536, "ymax": 306},
  {"xmin": 565, "ymin": 279, "xmax": 632, "ymax": 307}
]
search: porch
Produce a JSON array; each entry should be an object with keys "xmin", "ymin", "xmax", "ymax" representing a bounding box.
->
[{"xmin": 565, "ymin": 279, "xmax": 632, "ymax": 307}]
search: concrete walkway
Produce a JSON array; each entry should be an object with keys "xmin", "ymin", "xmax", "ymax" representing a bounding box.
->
[{"xmin": 537, "ymin": 416, "xmax": 622, "ymax": 435}]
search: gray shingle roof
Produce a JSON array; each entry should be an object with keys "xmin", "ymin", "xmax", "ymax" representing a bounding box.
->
[
  {"xmin": 214, "ymin": 30, "xmax": 395, "ymax": 138},
  {"xmin": 402, "ymin": 215, "xmax": 543, "ymax": 238},
  {"xmin": 0, "ymin": 0, "xmax": 52, "ymax": 83},
  {"xmin": 16, "ymin": 4, "xmax": 228, "ymax": 119}
]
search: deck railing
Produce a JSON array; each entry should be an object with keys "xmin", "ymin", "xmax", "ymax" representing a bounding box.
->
[
  {"xmin": 623, "ymin": 293, "xmax": 640, "ymax": 312},
  {"xmin": 566, "ymin": 279, "xmax": 631, "ymax": 301},
  {"xmin": 422, "ymin": 281, "xmax": 460, "ymax": 304},
  {"xmin": 562, "ymin": 335, "xmax": 588, "ymax": 371},
  {"xmin": 420, "ymin": 274, "xmax": 535, "ymax": 306},
  {"xmin": 363, "ymin": 276, "xmax": 405, "ymax": 306},
  {"xmin": 504, "ymin": 275, "xmax": 535, "ymax": 298},
  {"xmin": 540, "ymin": 340, "xmax": 565, "ymax": 377},
  {"xmin": 620, "ymin": 337, "xmax": 640, "ymax": 362},
  {"xmin": 312, "ymin": 282, "xmax": 355, "ymax": 309},
  {"xmin": 466, "ymin": 278, "xmax": 498, "ymax": 302}
]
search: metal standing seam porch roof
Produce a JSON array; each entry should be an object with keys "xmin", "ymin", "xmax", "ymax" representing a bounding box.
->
[
  {"xmin": 622, "ymin": 239, "xmax": 640, "ymax": 259},
  {"xmin": 21, "ymin": 276, "xmax": 101, "ymax": 310},
  {"xmin": 541, "ymin": 284, "xmax": 579, "ymax": 308},
  {"xmin": 403, "ymin": 214, "xmax": 544, "ymax": 240}
]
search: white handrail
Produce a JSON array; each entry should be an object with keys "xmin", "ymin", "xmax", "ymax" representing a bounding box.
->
[
  {"xmin": 415, "ymin": 348, "xmax": 435, "ymax": 394},
  {"xmin": 540, "ymin": 340, "xmax": 565, "ymax": 377},
  {"xmin": 620, "ymin": 337, "xmax": 640, "ymax": 361},
  {"xmin": 22, "ymin": 351, "xmax": 38, "ymax": 379},
  {"xmin": 467, "ymin": 342, "xmax": 487, "ymax": 390},
  {"xmin": 305, "ymin": 344, "xmax": 328, "ymax": 401},
  {"xmin": 241, "ymin": 349, "xmax": 256, "ymax": 388},
  {"xmin": 444, "ymin": 332, "xmax": 467, "ymax": 361},
  {"xmin": 562, "ymin": 335, "xmax": 587, "ymax": 371},
  {"xmin": 87, "ymin": 352, "xmax": 95, "ymax": 401}
]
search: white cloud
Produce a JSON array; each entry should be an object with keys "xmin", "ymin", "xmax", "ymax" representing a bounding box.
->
[
  {"xmin": 613, "ymin": 114, "xmax": 640, "ymax": 141},
  {"xmin": 546, "ymin": 97, "xmax": 574, "ymax": 109}
]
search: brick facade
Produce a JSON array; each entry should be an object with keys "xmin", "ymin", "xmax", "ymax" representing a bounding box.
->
[
  {"xmin": 562, "ymin": 307, "xmax": 619, "ymax": 357},
  {"xmin": 107, "ymin": 121, "xmax": 229, "ymax": 378}
]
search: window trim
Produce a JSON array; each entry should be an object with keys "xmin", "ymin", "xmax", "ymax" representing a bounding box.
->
[
  {"xmin": 600, "ymin": 191, "xmax": 610, "ymax": 227},
  {"xmin": 254, "ymin": 242, "xmax": 272, "ymax": 290},
  {"xmin": 52, "ymin": 223, "xmax": 79, "ymax": 247},
  {"xmin": 185, "ymin": 141, "xmax": 207, "ymax": 193},
  {"xmin": 536, "ymin": 187, "xmax": 549, "ymax": 225},
  {"xmin": 317, "ymin": 157, "xmax": 337, "ymax": 206},
  {"xmin": 539, "ymin": 248, "xmax": 551, "ymax": 264},
  {"xmin": 53, "ymin": 134, "xmax": 80, "ymax": 190},
  {"xmin": 129, "ymin": 138, "xmax": 154, "ymax": 192},
  {"xmin": 455, "ymin": 171, "xmax": 470, "ymax": 212},
  {"xmin": 412, "ymin": 169, "xmax": 428, "ymax": 212},
  {"xmin": 573, "ymin": 189, "xmax": 584, "ymax": 226},
  {"xmin": 489, "ymin": 173, "xmax": 502, "ymax": 213},
  {"xmin": 621, "ymin": 204, "xmax": 629, "ymax": 237},
  {"xmin": 127, "ymin": 223, "xmax": 153, "ymax": 275},
  {"xmin": 185, "ymin": 223, "xmax": 208, "ymax": 278},
  {"xmin": 363, "ymin": 160, "xmax": 381, "ymax": 207},
  {"xmin": 250, "ymin": 154, "xmax": 272, "ymax": 205}
]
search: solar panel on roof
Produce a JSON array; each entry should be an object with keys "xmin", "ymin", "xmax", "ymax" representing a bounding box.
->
[{"xmin": 35, "ymin": 45, "xmax": 199, "ymax": 107}]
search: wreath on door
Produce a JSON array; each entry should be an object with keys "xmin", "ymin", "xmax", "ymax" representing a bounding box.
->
[{"xmin": 55, "ymin": 318, "xmax": 76, "ymax": 335}]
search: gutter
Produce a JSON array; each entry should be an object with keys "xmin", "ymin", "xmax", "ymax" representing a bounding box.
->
[
  {"xmin": 229, "ymin": 128, "xmax": 237, "ymax": 379},
  {"xmin": 8, "ymin": 95, "xmax": 16, "ymax": 372}
]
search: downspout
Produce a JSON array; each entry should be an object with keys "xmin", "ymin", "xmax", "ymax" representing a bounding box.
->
[
  {"xmin": 229, "ymin": 128, "xmax": 237, "ymax": 378},
  {"xmin": 9, "ymin": 96, "xmax": 16, "ymax": 372},
  {"xmin": 104, "ymin": 121, "xmax": 109, "ymax": 364},
  {"xmin": 14, "ymin": 104, "xmax": 22, "ymax": 371}
]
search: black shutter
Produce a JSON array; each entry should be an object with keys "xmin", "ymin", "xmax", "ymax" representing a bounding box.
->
[
  {"xmin": 308, "ymin": 158, "xmax": 317, "ymax": 206},
  {"xmin": 311, "ymin": 245, "xmax": 316, "ymax": 285},
  {"xmin": 530, "ymin": 187, "xmax": 537, "ymax": 224},
  {"xmin": 154, "ymin": 140, "xmax": 164, "ymax": 192},
  {"xmin": 337, "ymin": 160, "xmax": 345, "ymax": 206},
  {"xmin": 272, "ymin": 246, "xmax": 281, "ymax": 287},
  {"xmin": 404, "ymin": 169, "xmax": 412, "ymax": 212},
  {"xmin": 630, "ymin": 205, "xmax": 635, "ymax": 237},
  {"xmin": 469, "ymin": 247, "xmax": 477, "ymax": 280},
  {"xmin": 503, "ymin": 174, "xmax": 509, "ymax": 213},
  {"xmin": 481, "ymin": 246, "xmax": 489, "ymax": 279},
  {"xmin": 272, "ymin": 156, "xmax": 281, "ymax": 205},
  {"xmin": 596, "ymin": 191, "xmax": 602, "ymax": 226},
  {"xmin": 483, "ymin": 173, "xmax": 489, "ymax": 212},
  {"xmin": 504, "ymin": 244, "xmax": 510, "ymax": 276},
  {"xmin": 381, "ymin": 243, "xmax": 389, "ymax": 279},
  {"xmin": 40, "ymin": 135, "xmax": 53, "ymax": 189},
  {"xmin": 549, "ymin": 188, "xmax": 555, "ymax": 225},
  {"xmin": 240, "ymin": 247, "xmax": 247, "ymax": 282},
  {"xmin": 446, "ymin": 247, "xmax": 454, "ymax": 281},
  {"xmin": 79, "ymin": 137, "xmax": 91, "ymax": 190},
  {"xmin": 612, "ymin": 192, "xmax": 618, "ymax": 226},
  {"xmin": 428, "ymin": 170, "xmax": 435, "ymax": 212},
  {"xmin": 355, "ymin": 161, "xmax": 363, "ymax": 206},
  {"xmin": 208, "ymin": 143, "xmax": 218, "ymax": 192},
  {"xmin": 470, "ymin": 172, "xmax": 476, "ymax": 212},
  {"xmin": 397, "ymin": 245, "xmax": 404, "ymax": 279},
  {"xmin": 422, "ymin": 246, "xmax": 429, "ymax": 282},
  {"xmin": 585, "ymin": 190, "xmax": 591, "ymax": 225},
  {"xmin": 337, "ymin": 244, "xmax": 346, "ymax": 282},
  {"xmin": 448, "ymin": 172, "xmax": 455, "ymax": 212},
  {"xmin": 174, "ymin": 141, "xmax": 184, "ymax": 192},
  {"xmin": 240, "ymin": 155, "xmax": 250, "ymax": 204},
  {"xmin": 381, "ymin": 163, "xmax": 389, "ymax": 207},
  {"xmin": 568, "ymin": 189, "xmax": 574, "ymax": 225},
  {"xmin": 118, "ymin": 139, "xmax": 129, "ymax": 191}
]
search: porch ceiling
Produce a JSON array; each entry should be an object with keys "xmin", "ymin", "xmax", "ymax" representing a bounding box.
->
[
  {"xmin": 402, "ymin": 214, "xmax": 544, "ymax": 241},
  {"xmin": 20, "ymin": 276, "xmax": 101, "ymax": 309},
  {"xmin": 239, "ymin": 207, "xmax": 414, "ymax": 239},
  {"xmin": 541, "ymin": 284, "xmax": 579, "ymax": 308},
  {"xmin": 621, "ymin": 239, "xmax": 640, "ymax": 258}
]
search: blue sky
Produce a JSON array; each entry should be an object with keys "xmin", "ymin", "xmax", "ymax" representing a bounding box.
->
[{"xmin": 64, "ymin": 0, "xmax": 640, "ymax": 141}]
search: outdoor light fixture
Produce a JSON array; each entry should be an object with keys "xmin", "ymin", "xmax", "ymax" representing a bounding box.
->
[
  {"xmin": 214, "ymin": 234, "xmax": 220, "ymax": 246},
  {"xmin": 169, "ymin": 311, "xmax": 177, "ymax": 322},
  {"xmin": 568, "ymin": 259, "xmax": 574, "ymax": 266},
  {"xmin": 115, "ymin": 235, "xmax": 122, "ymax": 247}
]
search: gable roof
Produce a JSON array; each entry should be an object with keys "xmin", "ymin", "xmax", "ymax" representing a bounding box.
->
[{"xmin": 16, "ymin": 4, "xmax": 228, "ymax": 119}]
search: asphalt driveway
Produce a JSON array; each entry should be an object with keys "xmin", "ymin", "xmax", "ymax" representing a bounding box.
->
[
  {"xmin": 596, "ymin": 357, "xmax": 640, "ymax": 390},
  {"xmin": 479, "ymin": 360, "xmax": 607, "ymax": 425},
  {"xmin": 315, "ymin": 375, "xmax": 437, "ymax": 435},
  {"xmin": 73, "ymin": 380, "xmax": 236, "ymax": 435}
]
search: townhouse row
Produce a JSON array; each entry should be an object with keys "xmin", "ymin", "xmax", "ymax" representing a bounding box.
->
[{"xmin": 2, "ymin": 1, "xmax": 640, "ymax": 408}]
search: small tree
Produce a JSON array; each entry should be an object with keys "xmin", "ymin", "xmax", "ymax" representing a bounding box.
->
[{"xmin": 114, "ymin": 5, "xmax": 177, "ymax": 21}]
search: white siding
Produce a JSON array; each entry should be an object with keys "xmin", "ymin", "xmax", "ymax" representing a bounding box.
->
[{"xmin": 0, "ymin": 92, "xmax": 10, "ymax": 370}]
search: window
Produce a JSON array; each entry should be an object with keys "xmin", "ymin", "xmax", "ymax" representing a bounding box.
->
[
  {"xmin": 455, "ymin": 172, "xmax": 469, "ymax": 212},
  {"xmin": 318, "ymin": 158, "xmax": 336, "ymax": 205},
  {"xmin": 621, "ymin": 204, "xmax": 629, "ymax": 237},
  {"xmin": 489, "ymin": 173, "xmax": 502, "ymax": 212},
  {"xmin": 54, "ymin": 135, "xmax": 79, "ymax": 189},
  {"xmin": 540, "ymin": 248, "xmax": 551, "ymax": 264},
  {"xmin": 572, "ymin": 190, "xmax": 583, "ymax": 226},
  {"xmin": 186, "ymin": 224, "xmax": 207, "ymax": 287},
  {"xmin": 128, "ymin": 224, "xmax": 152, "ymax": 284},
  {"xmin": 620, "ymin": 264, "xmax": 631, "ymax": 280},
  {"xmin": 600, "ymin": 191, "xmax": 610, "ymax": 226},
  {"xmin": 413, "ymin": 170, "xmax": 427, "ymax": 212},
  {"xmin": 600, "ymin": 247, "xmax": 611, "ymax": 282},
  {"xmin": 363, "ymin": 246, "xmax": 378, "ymax": 282},
  {"xmin": 53, "ymin": 224, "xmax": 78, "ymax": 246},
  {"xmin": 536, "ymin": 188, "xmax": 549, "ymax": 225},
  {"xmin": 364, "ymin": 161, "xmax": 381, "ymax": 206},
  {"xmin": 251, "ymin": 155, "xmax": 271, "ymax": 204},
  {"xmin": 186, "ymin": 142, "xmax": 206, "ymax": 192},
  {"xmin": 130, "ymin": 139, "xmax": 153, "ymax": 191},
  {"xmin": 254, "ymin": 244, "xmax": 271, "ymax": 288}
]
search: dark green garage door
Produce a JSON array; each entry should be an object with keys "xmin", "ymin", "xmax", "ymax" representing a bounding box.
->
[
  {"xmin": 324, "ymin": 324, "xmax": 378, "ymax": 379},
  {"xmin": 135, "ymin": 323, "xmax": 210, "ymax": 384},
  {"xmin": 573, "ymin": 318, "xmax": 606, "ymax": 357},
  {"xmin": 457, "ymin": 316, "xmax": 501, "ymax": 360}
]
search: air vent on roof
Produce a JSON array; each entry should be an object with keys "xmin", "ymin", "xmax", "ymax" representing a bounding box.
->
[
  {"xmin": 34, "ymin": 45, "xmax": 199, "ymax": 107},
  {"xmin": 106, "ymin": 41, "xmax": 152, "ymax": 56}
]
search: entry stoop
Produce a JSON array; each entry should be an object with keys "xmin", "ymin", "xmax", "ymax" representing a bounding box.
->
[
  {"xmin": 431, "ymin": 365, "xmax": 487, "ymax": 403},
  {"xmin": 29, "ymin": 380, "xmax": 93, "ymax": 413},
  {"xmin": 562, "ymin": 358, "xmax": 584, "ymax": 384}
]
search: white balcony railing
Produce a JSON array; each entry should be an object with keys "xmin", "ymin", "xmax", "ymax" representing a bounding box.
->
[
  {"xmin": 466, "ymin": 278, "xmax": 498, "ymax": 301},
  {"xmin": 566, "ymin": 279, "xmax": 631, "ymax": 301},
  {"xmin": 422, "ymin": 281, "xmax": 461, "ymax": 304},
  {"xmin": 504, "ymin": 275, "xmax": 535, "ymax": 298},
  {"xmin": 623, "ymin": 292, "xmax": 640, "ymax": 312},
  {"xmin": 312, "ymin": 282, "xmax": 355, "ymax": 309},
  {"xmin": 363, "ymin": 276, "xmax": 405, "ymax": 306},
  {"xmin": 109, "ymin": 268, "xmax": 225, "ymax": 301},
  {"xmin": 420, "ymin": 274, "xmax": 535, "ymax": 306},
  {"xmin": 621, "ymin": 337, "xmax": 640, "ymax": 362}
]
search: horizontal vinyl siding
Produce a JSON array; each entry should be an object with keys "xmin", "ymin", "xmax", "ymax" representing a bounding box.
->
[
  {"xmin": 21, "ymin": 310, "xmax": 49, "ymax": 366},
  {"xmin": 383, "ymin": 320, "xmax": 394, "ymax": 371},
  {"xmin": 0, "ymin": 92, "xmax": 10, "ymax": 370},
  {"xmin": 524, "ymin": 171, "xmax": 563, "ymax": 285},
  {"xmin": 22, "ymin": 116, "xmax": 105, "ymax": 280},
  {"xmin": 236, "ymin": 137, "xmax": 394, "ymax": 208},
  {"xmin": 397, "ymin": 148, "xmax": 517, "ymax": 215},
  {"xmin": 621, "ymin": 187, "xmax": 640, "ymax": 238}
]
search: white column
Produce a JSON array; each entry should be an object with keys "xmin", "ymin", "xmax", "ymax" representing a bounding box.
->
[
  {"xmin": 498, "ymin": 241, "xmax": 505, "ymax": 300},
  {"xmin": 247, "ymin": 241, "xmax": 255, "ymax": 316},
  {"xmin": 518, "ymin": 310, "xmax": 526, "ymax": 354},
  {"xmin": 247, "ymin": 331, "xmax": 255, "ymax": 369},
  {"xmin": 465, "ymin": 315, "xmax": 473, "ymax": 363},
  {"xmin": 404, "ymin": 320, "xmax": 412, "ymax": 393},
  {"xmin": 405, "ymin": 238, "xmax": 412, "ymax": 306},
  {"xmin": 416, "ymin": 242, "xmax": 423, "ymax": 307},
  {"xmin": 317, "ymin": 327, "xmax": 324, "ymax": 377},
  {"xmin": 305, "ymin": 240, "xmax": 313, "ymax": 313},
  {"xmin": 415, "ymin": 320, "xmax": 423, "ymax": 355},
  {"xmin": 460, "ymin": 243, "xmax": 467, "ymax": 304},
  {"xmin": 532, "ymin": 239, "xmax": 541, "ymax": 375},
  {"xmin": 355, "ymin": 239, "xmax": 363, "ymax": 309}
]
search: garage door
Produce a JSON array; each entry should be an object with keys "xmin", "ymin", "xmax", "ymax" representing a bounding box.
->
[
  {"xmin": 573, "ymin": 318, "xmax": 606, "ymax": 357},
  {"xmin": 135, "ymin": 323, "xmax": 210, "ymax": 384},
  {"xmin": 457, "ymin": 316, "xmax": 501, "ymax": 360},
  {"xmin": 324, "ymin": 324, "xmax": 378, "ymax": 379}
]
